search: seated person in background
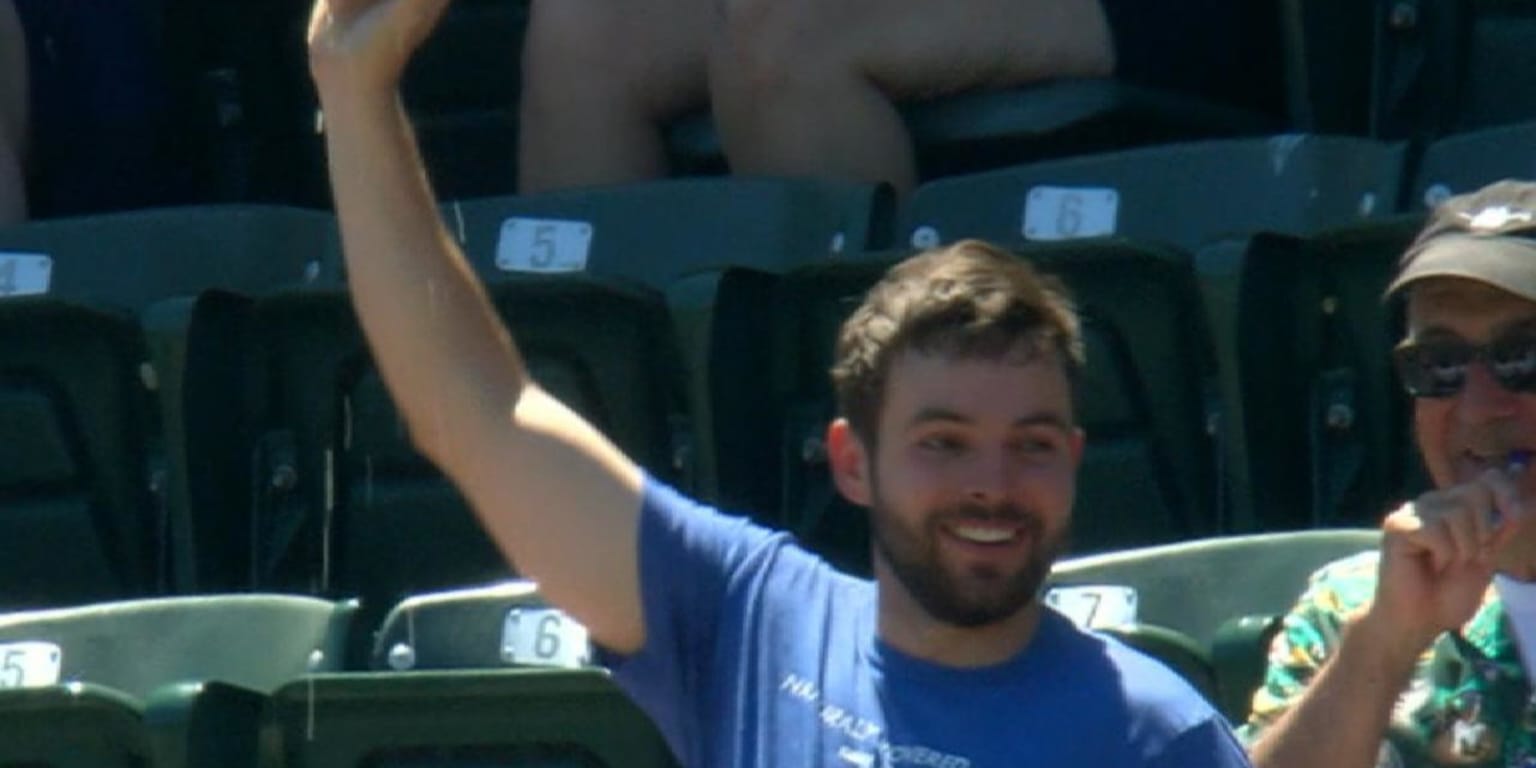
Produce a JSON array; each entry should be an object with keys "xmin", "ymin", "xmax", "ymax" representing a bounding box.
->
[
  {"xmin": 516, "ymin": 0, "xmax": 1276, "ymax": 196},
  {"xmin": 1242, "ymin": 179, "xmax": 1536, "ymax": 768},
  {"xmin": 309, "ymin": 1, "xmax": 1252, "ymax": 764},
  {"xmin": 0, "ymin": 0, "xmax": 25, "ymax": 224}
]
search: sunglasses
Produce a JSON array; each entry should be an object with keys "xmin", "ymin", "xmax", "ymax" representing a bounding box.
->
[{"xmin": 1394, "ymin": 331, "xmax": 1536, "ymax": 398}]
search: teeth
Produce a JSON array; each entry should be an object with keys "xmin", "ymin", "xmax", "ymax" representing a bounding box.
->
[{"xmin": 952, "ymin": 526, "xmax": 1015, "ymax": 544}]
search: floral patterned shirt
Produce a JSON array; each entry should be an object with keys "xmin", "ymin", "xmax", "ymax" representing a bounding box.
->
[{"xmin": 1237, "ymin": 551, "xmax": 1536, "ymax": 768}]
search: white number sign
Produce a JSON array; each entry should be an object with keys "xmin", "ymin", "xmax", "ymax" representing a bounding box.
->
[
  {"xmin": 1022, "ymin": 186, "xmax": 1119, "ymax": 241},
  {"xmin": 0, "ymin": 253, "xmax": 53, "ymax": 298},
  {"xmin": 1044, "ymin": 585, "xmax": 1139, "ymax": 630},
  {"xmin": 501, "ymin": 608, "xmax": 591, "ymax": 668},
  {"xmin": 0, "ymin": 642, "xmax": 62, "ymax": 689},
  {"xmin": 495, "ymin": 218, "xmax": 593, "ymax": 274}
]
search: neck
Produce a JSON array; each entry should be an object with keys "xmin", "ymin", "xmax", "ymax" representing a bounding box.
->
[{"xmin": 874, "ymin": 568, "xmax": 1044, "ymax": 668}]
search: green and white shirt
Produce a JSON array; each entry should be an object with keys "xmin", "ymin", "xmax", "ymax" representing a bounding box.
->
[{"xmin": 1238, "ymin": 551, "xmax": 1536, "ymax": 768}]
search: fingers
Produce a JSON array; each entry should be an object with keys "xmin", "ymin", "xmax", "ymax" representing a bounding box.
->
[
  {"xmin": 1390, "ymin": 485, "xmax": 1497, "ymax": 573},
  {"xmin": 1482, "ymin": 468, "xmax": 1527, "ymax": 550}
]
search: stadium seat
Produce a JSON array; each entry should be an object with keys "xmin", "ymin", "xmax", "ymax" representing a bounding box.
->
[
  {"xmin": 1410, "ymin": 121, "xmax": 1536, "ymax": 212},
  {"xmin": 0, "ymin": 299, "xmax": 161, "ymax": 609},
  {"xmin": 0, "ymin": 205, "xmax": 341, "ymax": 310},
  {"xmin": 901, "ymin": 135, "xmax": 1406, "ymax": 253},
  {"xmin": 1210, "ymin": 614, "xmax": 1285, "ymax": 722},
  {"xmin": 175, "ymin": 277, "xmax": 680, "ymax": 657},
  {"xmin": 264, "ymin": 668, "xmax": 679, "ymax": 768},
  {"xmin": 1048, "ymin": 528, "xmax": 1380, "ymax": 649},
  {"xmin": 369, "ymin": 580, "xmax": 589, "ymax": 672},
  {"xmin": 0, "ymin": 594, "xmax": 355, "ymax": 699},
  {"xmin": 682, "ymin": 240, "xmax": 1221, "ymax": 573},
  {"xmin": 1196, "ymin": 217, "xmax": 1422, "ymax": 531},
  {"xmin": 441, "ymin": 177, "xmax": 892, "ymax": 290},
  {"xmin": 668, "ymin": 79, "xmax": 1277, "ymax": 181},
  {"xmin": 1373, "ymin": 0, "xmax": 1536, "ymax": 139},
  {"xmin": 0, "ymin": 594, "xmax": 352, "ymax": 768},
  {"xmin": 0, "ymin": 684, "xmax": 149, "ymax": 767}
]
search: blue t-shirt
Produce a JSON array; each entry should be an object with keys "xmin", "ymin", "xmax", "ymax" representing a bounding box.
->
[{"xmin": 607, "ymin": 478, "xmax": 1253, "ymax": 768}]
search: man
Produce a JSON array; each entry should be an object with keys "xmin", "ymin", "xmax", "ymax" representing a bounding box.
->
[
  {"xmin": 1242, "ymin": 179, "xmax": 1536, "ymax": 768},
  {"xmin": 515, "ymin": 0, "xmax": 1272, "ymax": 195},
  {"xmin": 308, "ymin": 1, "xmax": 1250, "ymax": 765}
]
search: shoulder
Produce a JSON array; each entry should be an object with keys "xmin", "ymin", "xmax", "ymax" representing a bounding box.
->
[
  {"xmin": 638, "ymin": 474, "xmax": 855, "ymax": 594},
  {"xmin": 1043, "ymin": 614, "xmax": 1218, "ymax": 729}
]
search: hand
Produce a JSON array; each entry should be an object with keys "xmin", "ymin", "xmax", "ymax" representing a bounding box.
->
[
  {"xmin": 307, "ymin": 0, "xmax": 451, "ymax": 98},
  {"xmin": 1366, "ymin": 469, "xmax": 1525, "ymax": 654}
]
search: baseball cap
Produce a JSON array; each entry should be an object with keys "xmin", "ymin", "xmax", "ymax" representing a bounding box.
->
[{"xmin": 1386, "ymin": 179, "xmax": 1536, "ymax": 303}]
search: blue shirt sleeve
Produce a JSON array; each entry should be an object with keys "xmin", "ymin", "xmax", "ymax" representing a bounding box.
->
[
  {"xmin": 1148, "ymin": 717, "xmax": 1255, "ymax": 768},
  {"xmin": 600, "ymin": 474, "xmax": 790, "ymax": 764}
]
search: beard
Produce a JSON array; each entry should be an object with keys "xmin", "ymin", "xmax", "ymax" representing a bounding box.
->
[{"xmin": 869, "ymin": 484, "xmax": 1067, "ymax": 628}]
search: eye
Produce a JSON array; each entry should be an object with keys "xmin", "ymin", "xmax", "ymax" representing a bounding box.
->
[
  {"xmin": 1013, "ymin": 431, "xmax": 1064, "ymax": 456},
  {"xmin": 1410, "ymin": 343, "xmax": 1472, "ymax": 385},
  {"xmin": 917, "ymin": 435, "xmax": 964, "ymax": 454},
  {"xmin": 1493, "ymin": 337, "xmax": 1536, "ymax": 380}
]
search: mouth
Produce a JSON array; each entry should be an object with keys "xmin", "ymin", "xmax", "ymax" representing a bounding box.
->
[
  {"xmin": 1457, "ymin": 449, "xmax": 1533, "ymax": 478},
  {"xmin": 948, "ymin": 523, "xmax": 1022, "ymax": 545}
]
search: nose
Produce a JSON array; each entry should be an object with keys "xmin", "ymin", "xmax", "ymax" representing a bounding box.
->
[
  {"xmin": 1459, "ymin": 361, "xmax": 1521, "ymax": 422},
  {"xmin": 964, "ymin": 448, "xmax": 1013, "ymax": 504}
]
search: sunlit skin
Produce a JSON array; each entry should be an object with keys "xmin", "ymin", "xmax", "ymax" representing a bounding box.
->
[
  {"xmin": 1408, "ymin": 277, "xmax": 1536, "ymax": 578},
  {"xmin": 829, "ymin": 345, "xmax": 1084, "ymax": 668}
]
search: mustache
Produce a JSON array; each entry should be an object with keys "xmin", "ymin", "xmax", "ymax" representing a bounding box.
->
[{"xmin": 930, "ymin": 500, "xmax": 1041, "ymax": 528}]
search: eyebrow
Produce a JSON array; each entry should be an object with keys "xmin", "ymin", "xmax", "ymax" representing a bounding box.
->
[
  {"xmin": 1405, "ymin": 317, "xmax": 1536, "ymax": 344},
  {"xmin": 905, "ymin": 407, "xmax": 1073, "ymax": 431}
]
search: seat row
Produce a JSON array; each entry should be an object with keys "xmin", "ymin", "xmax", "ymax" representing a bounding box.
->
[{"xmin": 0, "ymin": 527, "xmax": 1383, "ymax": 766}]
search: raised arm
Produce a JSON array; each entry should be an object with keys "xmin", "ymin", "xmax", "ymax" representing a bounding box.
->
[
  {"xmin": 1249, "ymin": 476, "xmax": 1524, "ymax": 768},
  {"xmin": 307, "ymin": 0, "xmax": 646, "ymax": 652}
]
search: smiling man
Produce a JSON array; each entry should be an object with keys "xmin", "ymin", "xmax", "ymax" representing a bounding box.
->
[
  {"xmin": 307, "ymin": 1, "xmax": 1249, "ymax": 765},
  {"xmin": 1242, "ymin": 180, "xmax": 1536, "ymax": 768}
]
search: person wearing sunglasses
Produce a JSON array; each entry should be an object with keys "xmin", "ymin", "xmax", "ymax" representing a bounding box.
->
[{"xmin": 1242, "ymin": 180, "xmax": 1536, "ymax": 768}]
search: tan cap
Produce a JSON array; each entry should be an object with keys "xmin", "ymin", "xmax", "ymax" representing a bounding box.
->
[{"xmin": 1386, "ymin": 179, "xmax": 1536, "ymax": 303}]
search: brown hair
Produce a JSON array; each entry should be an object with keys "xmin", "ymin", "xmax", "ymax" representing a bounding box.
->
[{"xmin": 831, "ymin": 240, "xmax": 1084, "ymax": 442}]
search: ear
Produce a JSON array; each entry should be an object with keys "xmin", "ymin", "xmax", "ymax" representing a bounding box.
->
[
  {"xmin": 827, "ymin": 418, "xmax": 873, "ymax": 507},
  {"xmin": 1068, "ymin": 426, "xmax": 1087, "ymax": 471}
]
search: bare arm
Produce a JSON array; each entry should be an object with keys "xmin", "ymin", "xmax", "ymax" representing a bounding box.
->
[
  {"xmin": 1250, "ymin": 476, "xmax": 1524, "ymax": 768},
  {"xmin": 1246, "ymin": 611, "xmax": 1419, "ymax": 768},
  {"xmin": 308, "ymin": 0, "xmax": 646, "ymax": 652}
]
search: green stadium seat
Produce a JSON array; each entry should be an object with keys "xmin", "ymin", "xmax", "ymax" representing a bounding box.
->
[
  {"xmin": 901, "ymin": 136, "xmax": 1406, "ymax": 253},
  {"xmin": 1410, "ymin": 122, "xmax": 1536, "ymax": 213},
  {"xmin": 0, "ymin": 205, "xmax": 339, "ymax": 310},
  {"xmin": 441, "ymin": 177, "xmax": 892, "ymax": 290},
  {"xmin": 0, "ymin": 683, "xmax": 149, "ymax": 767},
  {"xmin": 0, "ymin": 299, "xmax": 161, "ymax": 609},
  {"xmin": 369, "ymin": 581, "xmax": 588, "ymax": 672},
  {"xmin": 1048, "ymin": 528, "xmax": 1380, "ymax": 648},
  {"xmin": 263, "ymin": 669, "xmax": 678, "ymax": 768},
  {"xmin": 1196, "ymin": 216, "xmax": 1422, "ymax": 531},
  {"xmin": 0, "ymin": 594, "xmax": 353, "ymax": 768},
  {"xmin": 175, "ymin": 277, "xmax": 679, "ymax": 659},
  {"xmin": 681, "ymin": 240, "xmax": 1221, "ymax": 573},
  {"xmin": 1373, "ymin": 1, "xmax": 1536, "ymax": 139},
  {"xmin": 668, "ymin": 79, "xmax": 1276, "ymax": 181},
  {"xmin": 1210, "ymin": 614, "xmax": 1284, "ymax": 722},
  {"xmin": 0, "ymin": 594, "xmax": 355, "ymax": 699}
]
